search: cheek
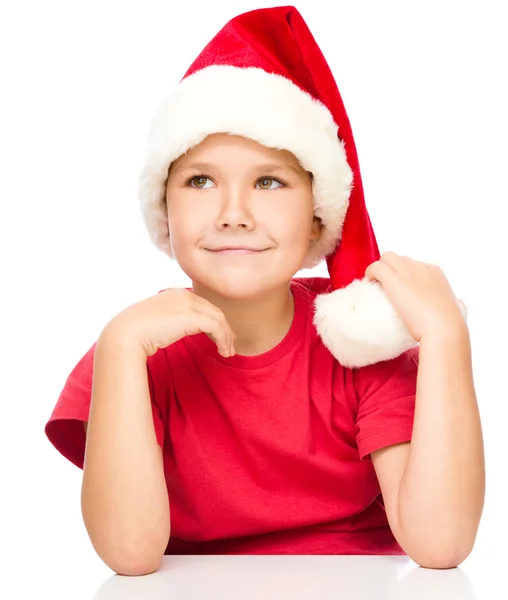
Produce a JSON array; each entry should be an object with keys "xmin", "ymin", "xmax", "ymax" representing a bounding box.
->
[
  {"xmin": 265, "ymin": 197, "xmax": 314, "ymax": 241},
  {"xmin": 167, "ymin": 218, "xmax": 199, "ymax": 276},
  {"xmin": 166, "ymin": 198, "xmax": 215, "ymax": 275},
  {"xmin": 167, "ymin": 197, "xmax": 206, "ymax": 242}
]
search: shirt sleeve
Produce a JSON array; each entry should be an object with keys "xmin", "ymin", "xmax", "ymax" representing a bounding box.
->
[
  {"xmin": 354, "ymin": 345, "xmax": 419, "ymax": 461},
  {"xmin": 44, "ymin": 341, "xmax": 165, "ymax": 469}
]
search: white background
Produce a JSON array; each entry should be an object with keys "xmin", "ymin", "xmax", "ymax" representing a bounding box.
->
[{"xmin": 1, "ymin": 1, "xmax": 506, "ymax": 598}]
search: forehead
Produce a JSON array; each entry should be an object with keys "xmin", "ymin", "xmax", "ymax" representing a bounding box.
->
[{"xmin": 170, "ymin": 133, "xmax": 303, "ymax": 170}]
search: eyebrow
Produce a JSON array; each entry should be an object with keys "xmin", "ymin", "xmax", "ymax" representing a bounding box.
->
[{"xmin": 171, "ymin": 161, "xmax": 305, "ymax": 177}]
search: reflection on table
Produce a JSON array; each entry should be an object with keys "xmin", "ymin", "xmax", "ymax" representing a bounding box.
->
[{"xmin": 93, "ymin": 555, "xmax": 476, "ymax": 600}]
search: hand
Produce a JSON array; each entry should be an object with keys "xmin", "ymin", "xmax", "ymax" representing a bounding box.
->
[
  {"xmin": 103, "ymin": 289, "xmax": 236, "ymax": 358},
  {"xmin": 364, "ymin": 251, "xmax": 467, "ymax": 342}
]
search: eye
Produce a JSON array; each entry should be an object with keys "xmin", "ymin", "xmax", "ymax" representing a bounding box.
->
[
  {"xmin": 188, "ymin": 175, "xmax": 215, "ymax": 189},
  {"xmin": 256, "ymin": 177, "xmax": 284, "ymax": 190}
]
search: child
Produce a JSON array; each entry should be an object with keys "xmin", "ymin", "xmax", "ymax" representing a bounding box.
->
[{"xmin": 44, "ymin": 6, "xmax": 484, "ymax": 575}]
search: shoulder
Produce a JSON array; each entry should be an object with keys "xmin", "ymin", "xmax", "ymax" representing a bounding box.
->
[{"xmin": 353, "ymin": 346, "xmax": 420, "ymax": 398}]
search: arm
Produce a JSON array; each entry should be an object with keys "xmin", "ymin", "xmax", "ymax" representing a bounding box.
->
[
  {"xmin": 81, "ymin": 324, "xmax": 170, "ymax": 576},
  {"xmin": 372, "ymin": 324, "xmax": 485, "ymax": 569}
]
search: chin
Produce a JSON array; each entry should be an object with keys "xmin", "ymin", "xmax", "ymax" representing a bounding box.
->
[
  {"xmin": 201, "ymin": 270, "xmax": 290, "ymax": 300},
  {"xmin": 211, "ymin": 279, "xmax": 271, "ymax": 300}
]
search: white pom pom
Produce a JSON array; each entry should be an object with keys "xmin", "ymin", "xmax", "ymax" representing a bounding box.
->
[{"xmin": 313, "ymin": 277, "xmax": 417, "ymax": 368}]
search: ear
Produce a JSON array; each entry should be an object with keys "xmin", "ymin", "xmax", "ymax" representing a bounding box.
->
[{"xmin": 310, "ymin": 215, "xmax": 323, "ymax": 243}]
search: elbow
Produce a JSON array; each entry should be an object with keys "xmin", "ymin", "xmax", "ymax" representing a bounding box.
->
[
  {"xmin": 111, "ymin": 559, "xmax": 161, "ymax": 577},
  {"xmin": 82, "ymin": 506, "xmax": 170, "ymax": 576},
  {"xmin": 405, "ymin": 538, "xmax": 475, "ymax": 570},
  {"xmin": 394, "ymin": 511, "xmax": 479, "ymax": 569},
  {"xmin": 90, "ymin": 529, "xmax": 170, "ymax": 576},
  {"xmin": 412, "ymin": 551, "xmax": 469, "ymax": 570},
  {"xmin": 104, "ymin": 546, "xmax": 165, "ymax": 576}
]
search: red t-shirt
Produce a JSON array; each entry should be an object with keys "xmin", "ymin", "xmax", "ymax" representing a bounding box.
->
[{"xmin": 45, "ymin": 277, "xmax": 419, "ymax": 555}]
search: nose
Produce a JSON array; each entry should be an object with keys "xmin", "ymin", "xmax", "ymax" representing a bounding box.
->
[{"xmin": 215, "ymin": 187, "xmax": 255, "ymax": 231}]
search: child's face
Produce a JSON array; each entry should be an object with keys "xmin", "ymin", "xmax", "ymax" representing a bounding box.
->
[{"xmin": 165, "ymin": 133, "xmax": 322, "ymax": 299}]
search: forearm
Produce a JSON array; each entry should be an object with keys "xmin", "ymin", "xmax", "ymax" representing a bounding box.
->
[
  {"xmin": 81, "ymin": 323, "xmax": 170, "ymax": 575},
  {"xmin": 397, "ymin": 323, "xmax": 485, "ymax": 564}
]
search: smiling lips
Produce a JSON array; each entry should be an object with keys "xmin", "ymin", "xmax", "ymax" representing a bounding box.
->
[{"xmin": 207, "ymin": 246, "xmax": 268, "ymax": 254}]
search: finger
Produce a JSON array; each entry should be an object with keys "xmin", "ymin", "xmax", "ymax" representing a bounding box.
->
[
  {"xmin": 196, "ymin": 299, "xmax": 236, "ymax": 356},
  {"xmin": 215, "ymin": 314, "xmax": 234, "ymax": 357},
  {"xmin": 226, "ymin": 319, "xmax": 236, "ymax": 356},
  {"xmin": 184, "ymin": 308, "xmax": 230, "ymax": 356},
  {"xmin": 213, "ymin": 313, "xmax": 235, "ymax": 357},
  {"xmin": 221, "ymin": 316, "xmax": 233, "ymax": 358},
  {"xmin": 202, "ymin": 313, "xmax": 232, "ymax": 357},
  {"xmin": 190, "ymin": 296, "xmax": 236, "ymax": 356},
  {"xmin": 230, "ymin": 327, "xmax": 236, "ymax": 356},
  {"xmin": 379, "ymin": 251, "xmax": 410, "ymax": 272},
  {"xmin": 218, "ymin": 320, "xmax": 235, "ymax": 357},
  {"xmin": 365, "ymin": 258, "xmax": 397, "ymax": 283},
  {"xmin": 197, "ymin": 304, "xmax": 235, "ymax": 356}
]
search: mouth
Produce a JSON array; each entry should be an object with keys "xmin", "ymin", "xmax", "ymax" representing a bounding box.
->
[{"xmin": 205, "ymin": 247, "xmax": 269, "ymax": 255}]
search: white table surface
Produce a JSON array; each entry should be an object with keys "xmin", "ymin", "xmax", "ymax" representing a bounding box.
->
[{"xmin": 12, "ymin": 549, "xmax": 502, "ymax": 599}]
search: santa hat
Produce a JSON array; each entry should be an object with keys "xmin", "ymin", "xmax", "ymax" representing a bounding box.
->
[{"xmin": 138, "ymin": 5, "xmax": 418, "ymax": 368}]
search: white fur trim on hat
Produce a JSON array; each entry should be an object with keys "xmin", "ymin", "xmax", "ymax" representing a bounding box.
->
[
  {"xmin": 313, "ymin": 278, "xmax": 418, "ymax": 368},
  {"xmin": 138, "ymin": 64, "xmax": 353, "ymax": 268},
  {"xmin": 313, "ymin": 277, "xmax": 468, "ymax": 368}
]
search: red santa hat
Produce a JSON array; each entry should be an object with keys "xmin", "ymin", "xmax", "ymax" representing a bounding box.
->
[{"xmin": 138, "ymin": 5, "xmax": 418, "ymax": 368}]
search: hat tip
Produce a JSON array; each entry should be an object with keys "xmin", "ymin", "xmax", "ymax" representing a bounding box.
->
[{"xmin": 313, "ymin": 278, "xmax": 417, "ymax": 368}]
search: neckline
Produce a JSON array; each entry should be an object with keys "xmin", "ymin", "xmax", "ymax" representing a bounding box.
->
[{"xmin": 183, "ymin": 281, "xmax": 308, "ymax": 370}]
